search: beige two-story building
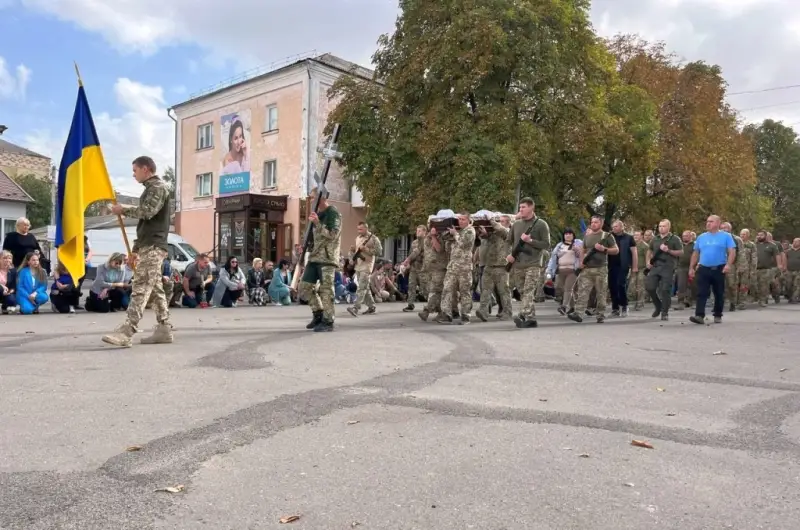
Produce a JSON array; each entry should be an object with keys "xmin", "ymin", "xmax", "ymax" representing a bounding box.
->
[{"xmin": 170, "ymin": 53, "xmax": 371, "ymax": 265}]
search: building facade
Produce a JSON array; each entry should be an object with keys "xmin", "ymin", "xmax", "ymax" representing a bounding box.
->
[
  {"xmin": 0, "ymin": 168, "xmax": 33, "ymax": 247},
  {"xmin": 171, "ymin": 53, "xmax": 370, "ymax": 266},
  {"xmin": 0, "ymin": 139, "xmax": 51, "ymax": 180}
]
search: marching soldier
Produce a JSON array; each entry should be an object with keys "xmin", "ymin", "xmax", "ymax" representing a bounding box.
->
[
  {"xmin": 740, "ymin": 228, "xmax": 758, "ymax": 305},
  {"xmin": 402, "ymin": 225, "xmax": 427, "ymax": 312},
  {"xmin": 675, "ymin": 230, "xmax": 694, "ymax": 309},
  {"xmin": 418, "ymin": 225, "xmax": 449, "ymax": 322},
  {"xmin": 569, "ymin": 215, "xmax": 619, "ymax": 323},
  {"xmin": 627, "ymin": 230, "xmax": 648, "ymax": 310},
  {"xmin": 475, "ymin": 215, "xmax": 513, "ymax": 321},
  {"xmin": 721, "ymin": 222, "xmax": 744, "ymax": 311},
  {"xmin": 347, "ymin": 221, "xmax": 382, "ymax": 317},
  {"xmin": 755, "ymin": 230, "xmax": 779, "ymax": 307},
  {"xmin": 438, "ymin": 213, "xmax": 476, "ymax": 324},
  {"xmin": 787, "ymin": 238, "xmax": 800, "ymax": 304},
  {"xmin": 645, "ymin": 219, "xmax": 683, "ymax": 320},
  {"xmin": 507, "ymin": 197, "xmax": 551, "ymax": 328},
  {"xmin": 298, "ymin": 187, "xmax": 341, "ymax": 332}
]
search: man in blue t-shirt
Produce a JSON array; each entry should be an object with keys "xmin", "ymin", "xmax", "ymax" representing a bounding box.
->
[{"xmin": 688, "ymin": 215, "xmax": 735, "ymax": 324}]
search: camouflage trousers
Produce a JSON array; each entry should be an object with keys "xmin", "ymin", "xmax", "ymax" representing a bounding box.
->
[
  {"xmin": 300, "ymin": 263, "xmax": 336, "ymax": 322},
  {"xmin": 147, "ymin": 278, "xmax": 178, "ymax": 309},
  {"xmin": 353, "ymin": 270, "xmax": 375, "ymax": 311},
  {"xmin": 627, "ymin": 270, "xmax": 645, "ymax": 308},
  {"xmin": 424, "ymin": 269, "xmax": 447, "ymax": 314},
  {"xmin": 123, "ymin": 246, "xmax": 170, "ymax": 332},
  {"xmin": 574, "ymin": 267, "xmax": 608, "ymax": 316},
  {"xmin": 754, "ymin": 269, "xmax": 773, "ymax": 304},
  {"xmin": 787, "ymin": 270, "xmax": 800, "ymax": 301},
  {"xmin": 511, "ymin": 265, "xmax": 542, "ymax": 319},
  {"xmin": 732, "ymin": 265, "xmax": 751, "ymax": 307},
  {"xmin": 675, "ymin": 268, "xmax": 695, "ymax": 306},
  {"xmin": 441, "ymin": 267, "xmax": 473, "ymax": 317},
  {"xmin": 480, "ymin": 266, "xmax": 512, "ymax": 318},
  {"xmin": 535, "ymin": 267, "xmax": 548, "ymax": 300},
  {"xmin": 407, "ymin": 269, "xmax": 427, "ymax": 303}
]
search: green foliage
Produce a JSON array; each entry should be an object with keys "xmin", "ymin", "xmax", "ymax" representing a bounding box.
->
[
  {"xmin": 13, "ymin": 173, "xmax": 52, "ymax": 228},
  {"xmin": 742, "ymin": 120, "xmax": 800, "ymax": 238},
  {"xmin": 163, "ymin": 166, "xmax": 176, "ymax": 200}
]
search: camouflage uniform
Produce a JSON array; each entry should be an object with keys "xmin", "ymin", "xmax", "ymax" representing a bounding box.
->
[
  {"xmin": 349, "ymin": 231, "xmax": 382, "ymax": 314},
  {"xmin": 627, "ymin": 240, "xmax": 648, "ymax": 309},
  {"xmin": 534, "ymin": 249, "xmax": 550, "ymax": 302},
  {"xmin": 675, "ymin": 241, "xmax": 694, "ymax": 309},
  {"xmin": 476, "ymin": 220, "xmax": 512, "ymax": 321},
  {"xmin": 102, "ymin": 176, "xmax": 172, "ymax": 347},
  {"xmin": 299, "ymin": 204, "xmax": 342, "ymax": 330},
  {"xmin": 509, "ymin": 217, "xmax": 551, "ymax": 325},
  {"xmin": 735, "ymin": 240, "xmax": 756, "ymax": 308},
  {"xmin": 771, "ymin": 242, "xmax": 784, "ymax": 301},
  {"xmin": 572, "ymin": 231, "xmax": 617, "ymax": 321},
  {"xmin": 419, "ymin": 233, "xmax": 449, "ymax": 321},
  {"xmin": 754, "ymin": 240, "xmax": 779, "ymax": 306},
  {"xmin": 406, "ymin": 237, "xmax": 427, "ymax": 303},
  {"xmin": 786, "ymin": 247, "xmax": 800, "ymax": 302},
  {"xmin": 726, "ymin": 234, "xmax": 745, "ymax": 308},
  {"xmin": 439, "ymin": 225, "xmax": 476, "ymax": 323}
]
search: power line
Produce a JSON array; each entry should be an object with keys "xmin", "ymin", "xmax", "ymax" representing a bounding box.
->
[
  {"xmin": 738, "ymin": 100, "xmax": 800, "ymax": 112},
  {"xmin": 728, "ymin": 84, "xmax": 800, "ymax": 96}
]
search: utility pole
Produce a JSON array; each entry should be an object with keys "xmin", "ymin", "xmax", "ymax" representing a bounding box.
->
[{"xmin": 49, "ymin": 164, "xmax": 56, "ymax": 226}]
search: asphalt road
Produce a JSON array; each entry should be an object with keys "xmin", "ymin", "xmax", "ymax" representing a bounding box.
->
[{"xmin": 1, "ymin": 301, "xmax": 798, "ymax": 529}]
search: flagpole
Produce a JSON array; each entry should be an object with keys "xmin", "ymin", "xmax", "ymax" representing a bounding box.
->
[{"xmin": 74, "ymin": 62, "xmax": 135, "ymax": 270}]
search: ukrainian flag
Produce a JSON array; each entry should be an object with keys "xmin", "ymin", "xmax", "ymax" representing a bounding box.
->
[{"xmin": 55, "ymin": 82, "xmax": 116, "ymax": 281}]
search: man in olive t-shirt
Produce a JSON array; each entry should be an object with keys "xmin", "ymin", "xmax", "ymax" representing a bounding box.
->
[
  {"xmin": 568, "ymin": 216, "xmax": 618, "ymax": 323},
  {"xmin": 627, "ymin": 231, "xmax": 649, "ymax": 310},
  {"xmin": 645, "ymin": 219, "xmax": 683, "ymax": 320}
]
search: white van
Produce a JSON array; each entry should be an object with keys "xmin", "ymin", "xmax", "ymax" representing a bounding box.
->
[{"xmin": 87, "ymin": 227, "xmax": 214, "ymax": 275}]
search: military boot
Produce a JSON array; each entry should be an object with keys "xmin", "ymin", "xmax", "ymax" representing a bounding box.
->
[
  {"xmin": 418, "ymin": 309, "xmax": 430, "ymax": 322},
  {"xmin": 313, "ymin": 319, "xmax": 334, "ymax": 332},
  {"xmin": 140, "ymin": 323, "xmax": 174, "ymax": 344},
  {"xmin": 402, "ymin": 303, "xmax": 415, "ymax": 312},
  {"xmin": 306, "ymin": 310, "xmax": 323, "ymax": 329},
  {"xmin": 436, "ymin": 313, "xmax": 453, "ymax": 324},
  {"xmin": 475, "ymin": 309, "xmax": 489, "ymax": 322},
  {"xmin": 101, "ymin": 323, "xmax": 136, "ymax": 347}
]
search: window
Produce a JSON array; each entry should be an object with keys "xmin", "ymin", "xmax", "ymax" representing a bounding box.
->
[
  {"xmin": 263, "ymin": 160, "xmax": 277, "ymax": 189},
  {"xmin": 178, "ymin": 242, "xmax": 199, "ymax": 259},
  {"xmin": 197, "ymin": 123, "xmax": 213, "ymax": 149},
  {"xmin": 1, "ymin": 218, "xmax": 15, "ymax": 247},
  {"xmin": 265, "ymin": 105, "xmax": 278, "ymax": 132},
  {"xmin": 195, "ymin": 172, "xmax": 213, "ymax": 197}
]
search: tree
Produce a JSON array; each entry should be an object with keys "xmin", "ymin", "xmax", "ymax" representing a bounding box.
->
[
  {"xmin": 327, "ymin": 0, "xmax": 618, "ymax": 236},
  {"xmin": 163, "ymin": 166, "xmax": 176, "ymax": 200},
  {"xmin": 607, "ymin": 35, "xmax": 759, "ymax": 230},
  {"xmin": 742, "ymin": 120, "xmax": 800, "ymax": 239},
  {"xmin": 13, "ymin": 174, "xmax": 53, "ymax": 228}
]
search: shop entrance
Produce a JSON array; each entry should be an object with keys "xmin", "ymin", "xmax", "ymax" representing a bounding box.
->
[{"xmin": 214, "ymin": 193, "xmax": 292, "ymax": 267}]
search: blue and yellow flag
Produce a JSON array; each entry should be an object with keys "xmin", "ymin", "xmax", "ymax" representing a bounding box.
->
[{"xmin": 55, "ymin": 81, "xmax": 116, "ymax": 281}]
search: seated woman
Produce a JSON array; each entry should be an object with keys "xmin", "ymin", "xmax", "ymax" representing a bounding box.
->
[
  {"xmin": 246, "ymin": 258, "xmax": 269, "ymax": 306},
  {"xmin": 86, "ymin": 253, "xmax": 130, "ymax": 313},
  {"xmin": 16, "ymin": 251, "xmax": 49, "ymax": 314},
  {"xmin": 0, "ymin": 250, "xmax": 19, "ymax": 314},
  {"xmin": 50, "ymin": 262, "xmax": 81, "ymax": 313},
  {"xmin": 210, "ymin": 256, "xmax": 246, "ymax": 307},
  {"xmin": 268, "ymin": 259, "xmax": 292, "ymax": 306}
]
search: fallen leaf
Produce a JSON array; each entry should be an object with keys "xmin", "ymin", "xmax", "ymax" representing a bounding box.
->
[
  {"xmin": 666, "ymin": 413, "xmax": 676, "ymax": 417},
  {"xmin": 779, "ymin": 368, "xmax": 788, "ymax": 372},
  {"xmin": 126, "ymin": 445, "xmax": 142, "ymax": 452},
  {"xmin": 155, "ymin": 485, "xmax": 185, "ymax": 493},
  {"xmin": 279, "ymin": 515, "xmax": 300, "ymax": 524},
  {"xmin": 713, "ymin": 350, "xmax": 727, "ymax": 356},
  {"xmin": 656, "ymin": 387, "xmax": 666, "ymax": 392},
  {"xmin": 347, "ymin": 420, "xmax": 359, "ymax": 425},
  {"xmin": 538, "ymin": 398, "xmax": 548, "ymax": 402},
  {"xmin": 623, "ymin": 482, "xmax": 635, "ymax": 487},
  {"xmin": 351, "ymin": 523, "xmax": 361, "ymax": 528},
  {"xmin": 25, "ymin": 331, "xmax": 34, "ymax": 334},
  {"xmin": 631, "ymin": 440, "xmax": 654, "ymax": 449},
  {"xmin": 578, "ymin": 453, "xmax": 590, "ymax": 458}
]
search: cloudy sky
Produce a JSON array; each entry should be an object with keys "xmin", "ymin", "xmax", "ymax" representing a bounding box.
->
[{"xmin": 0, "ymin": 0, "xmax": 798, "ymax": 194}]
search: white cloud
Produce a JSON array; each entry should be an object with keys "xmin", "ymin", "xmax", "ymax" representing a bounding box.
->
[
  {"xmin": 0, "ymin": 56, "xmax": 31, "ymax": 100},
  {"xmin": 20, "ymin": 0, "xmax": 396, "ymax": 69},
  {"xmin": 22, "ymin": 78, "xmax": 173, "ymax": 195}
]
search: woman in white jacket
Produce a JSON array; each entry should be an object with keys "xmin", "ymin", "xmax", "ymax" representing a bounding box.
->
[
  {"xmin": 211, "ymin": 256, "xmax": 246, "ymax": 307},
  {"xmin": 545, "ymin": 228, "xmax": 583, "ymax": 315}
]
